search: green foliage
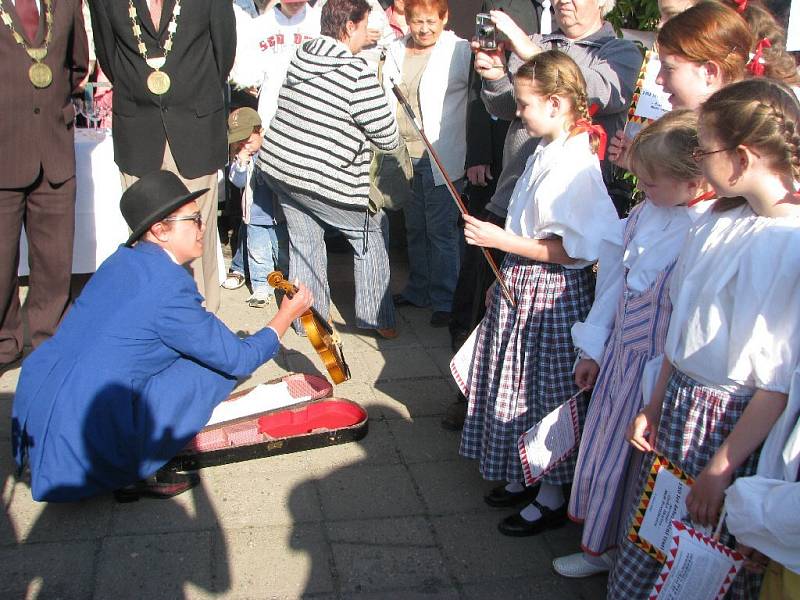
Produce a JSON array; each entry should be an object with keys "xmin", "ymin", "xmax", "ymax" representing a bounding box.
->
[{"xmin": 606, "ymin": 0, "xmax": 661, "ymax": 33}]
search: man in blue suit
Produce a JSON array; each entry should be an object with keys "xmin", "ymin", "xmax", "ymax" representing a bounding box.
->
[{"xmin": 11, "ymin": 171, "xmax": 313, "ymax": 503}]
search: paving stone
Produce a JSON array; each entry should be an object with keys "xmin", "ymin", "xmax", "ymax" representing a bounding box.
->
[
  {"xmin": 341, "ymin": 590, "xmax": 460, "ymax": 600},
  {"xmin": 317, "ymin": 464, "xmax": 424, "ymax": 521},
  {"xmin": 327, "ymin": 517, "xmax": 450, "ymax": 594},
  {"xmin": 295, "ymin": 418, "xmax": 401, "ymax": 470},
  {"xmin": 214, "ymin": 524, "xmax": 334, "ymax": 598},
  {"xmin": 2, "ymin": 479, "xmax": 112, "ymax": 544},
  {"xmin": 462, "ymin": 575, "xmax": 607, "ymax": 600},
  {"xmin": 111, "ymin": 471, "xmax": 321, "ymax": 535},
  {"xmin": 370, "ymin": 379, "xmax": 455, "ymax": 420},
  {"xmin": 340, "ymin": 347, "xmax": 441, "ymax": 384},
  {"xmin": 431, "ymin": 512, "xmax": 553, "ymax": 584},
  {"xmin": 0, "ymin": 539, "xmax": 97, "ymax": 599},
  {"xmin": 95, "ymin": 530, "xmax": 217, "ymax": 599},
  {"xmin": 388, "ymin": 416, "xmax": 462, "ymax": 464},
  {"xmin": 407, "ymin": 460, "xmax": 490, "ymax": 515}
]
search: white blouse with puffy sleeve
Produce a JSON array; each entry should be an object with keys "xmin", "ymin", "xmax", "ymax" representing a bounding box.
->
[
  {"xmin": 504, "ymin": 131, "xmax": 622, "ymax": 270},
  {"xmin": 665, "ymin": 203, "xmax": 800, "ymax": 392}
]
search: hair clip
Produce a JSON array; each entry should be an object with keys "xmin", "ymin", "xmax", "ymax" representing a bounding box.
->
[
  {"xmin": 732, "ymin": 0, "xmax": 747, "ymax": 13},
  {"xmin": 747, "ymin": 38, "xmax": 771, "ymax": 76}
]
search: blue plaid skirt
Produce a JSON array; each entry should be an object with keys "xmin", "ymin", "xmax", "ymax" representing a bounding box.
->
[
  {"xmin": 607, "ymin": 369, "xmax": 762, "ymax": 600},
  {"xmin": 459, "ymin": 254, "xmax": 593, "ymax": 484}
]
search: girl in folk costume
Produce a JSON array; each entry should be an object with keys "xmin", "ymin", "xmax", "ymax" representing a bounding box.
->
[
  {"xmin": 459, "ymin": 50, "xmax": 623, "ymax": 536},
  {"xmin": 554, "ymin": 110, "xmax": 710, "ymax": 578},
  {"xmin": 608, "ymin": 79, "xmax": 800, "ymax": 600}
]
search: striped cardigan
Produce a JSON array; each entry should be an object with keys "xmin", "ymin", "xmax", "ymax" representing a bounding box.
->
[{"xmin": 259, "ymin": 36, "xmax": 399, "ymax": 208}]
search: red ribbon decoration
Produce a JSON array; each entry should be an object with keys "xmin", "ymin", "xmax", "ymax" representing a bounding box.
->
[
  {"xmin": 687, "ymin": 190, "xmax": 717, "ymax": 207},
  {"xmin": 733, "ymin": 0, "xmax": 747, "ymax": 13},
  {"xmin": 573, "ymin": 118, "xmax": 607, "ymax": 160},
  {"xmin": 588, "ymin": 102, "xmax": 599, "ymax": 117},
  {"xmin": 748, "ymin": 38, "xmax": 772, "ymax": 77}
]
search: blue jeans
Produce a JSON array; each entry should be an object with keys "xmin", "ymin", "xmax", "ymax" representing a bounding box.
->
[
  {"xmin": 401, "ymin": 156, "xmax": 463, "ymax": 312},
  {"xmin": 230, "ymin": 222, "xmax": 288, "ymax": 293}
]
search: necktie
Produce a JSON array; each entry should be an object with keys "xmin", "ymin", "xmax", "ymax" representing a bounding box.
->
[
  {"xmin": 149, "ymin": 0, "xmax": 163, "ymax": 30},
  {"xmin": 540, "ymin": 0, "xmax": 552, "ymax": 35},
  {"xmin": 16, "ymin": 0, "xmax": 40, "ymax": 42}
]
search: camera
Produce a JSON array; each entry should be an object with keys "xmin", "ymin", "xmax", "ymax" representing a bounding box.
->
[{"xmin": 475, "ymin": 13, "xmax": 497, "ymax": 50}]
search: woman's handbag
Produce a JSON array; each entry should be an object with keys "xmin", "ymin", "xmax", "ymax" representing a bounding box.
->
[{"xmin": 368, "ymin": 50, "xmax": 413, "ymax": 214}]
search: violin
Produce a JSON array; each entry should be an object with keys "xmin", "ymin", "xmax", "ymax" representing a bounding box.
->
[{"xmin": 267, "ymin": 271, "xmax": 351, "ymax": 385}]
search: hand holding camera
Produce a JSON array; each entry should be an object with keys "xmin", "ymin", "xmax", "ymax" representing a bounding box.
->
[{"xmin": 473, "ymin": 10, "xmax": 540, "ymax": 78}]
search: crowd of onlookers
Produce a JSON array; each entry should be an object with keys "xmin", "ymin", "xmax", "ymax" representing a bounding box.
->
[{"xmin": 3, "ymin": 0, "xmax": 800, "ymax": 597}]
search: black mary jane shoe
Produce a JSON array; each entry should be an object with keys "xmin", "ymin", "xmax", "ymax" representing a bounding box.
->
[
  {"xmin": 113, "ymin": 471, "xmax": 200, "ymax": 503},
  {"xmin": 483, "ymin": 483, "xmax": 540, "ymax": 508},
  {"xmin": 497, "ymin": 501, "xmax": 568, "ymax": 537}
]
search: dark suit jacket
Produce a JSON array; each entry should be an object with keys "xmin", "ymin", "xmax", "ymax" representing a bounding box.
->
[
  {"xmin": 0, "ymin": 0, "xmax": 88, "ymax": 188},
  {"xmin": 88, "ymin": 0, "xmax": 235, "ymax": 178}
]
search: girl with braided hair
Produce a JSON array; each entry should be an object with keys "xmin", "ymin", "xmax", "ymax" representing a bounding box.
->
[
  {"xmin": 608, "ymin": 78, "xmax": 800, "ymax": 599},
  {"xmin": 459, "ymin": 50, "xmax": 623, "ymax": 537}
]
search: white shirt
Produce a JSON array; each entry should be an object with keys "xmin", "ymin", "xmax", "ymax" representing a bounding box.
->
[
  {"xmin": 229, "ymin": 4, "xmax": 321, "ymax": 128},
  {"xmin": 504, "ymin": 131, "xmax": 622, "ymax": 269},
  {"xmin": 572, "ymin": 200, "xmax": 706, "ymax": 362},
  {"xmin": 726, "ymin": 366, "xmax": 800, "ymax": 573},
  {"xmin": 665, "ymin": 203, "xmax": 800, "ymax": 392}
]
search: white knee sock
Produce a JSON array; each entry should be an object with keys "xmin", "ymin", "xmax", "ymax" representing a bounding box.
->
[{"xmin": 519, "ymin": 482, "xmax": 565, "ymax": 522}]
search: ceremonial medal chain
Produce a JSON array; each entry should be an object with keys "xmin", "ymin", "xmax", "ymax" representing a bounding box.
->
[
  {"xmin": 127, "ymin": 0, "xmax": 181, "ymax": 95},
  {"xmin": 0, "ymin": 0, "xmax": 54, "ymax": 88}
]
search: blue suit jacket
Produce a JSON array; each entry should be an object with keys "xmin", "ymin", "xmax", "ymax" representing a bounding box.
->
[{"xmin": 11, "ymin": 242, "xmax": 280, "ymax": 502}]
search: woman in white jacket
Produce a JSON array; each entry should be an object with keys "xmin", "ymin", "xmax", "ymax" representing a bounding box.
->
[{"xmin": 382, "ymin": 0, "xmax": 471, "ymax": 326}]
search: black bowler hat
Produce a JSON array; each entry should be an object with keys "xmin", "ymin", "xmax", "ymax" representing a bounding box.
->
[{"xmin": 120, "ymin": 170, "xmax": 208, "ymax": 247}]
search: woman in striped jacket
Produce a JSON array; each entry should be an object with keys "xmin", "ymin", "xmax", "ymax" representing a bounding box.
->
[{"xmin": 260, "ymin": 0, "xmax": 401, "ymax": 338}]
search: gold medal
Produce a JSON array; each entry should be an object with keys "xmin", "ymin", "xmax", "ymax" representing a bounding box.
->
[
  {"xmin": 147, "ymin": 70, "xmax": 170, "ymax": 95},
  {"xmin": 29, "ymin": 62, "xmax": 52, "ymax": 88}
]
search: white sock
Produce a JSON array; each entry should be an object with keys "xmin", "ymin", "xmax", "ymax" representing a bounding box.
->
[
  {"xmin": 505, "ymin": 481, "xmax": 525, "ymax": 494},
  {"xmin": 518, "ymin": 483, "xmax": 565, "ymax": 522},
  {"xmin": 583, "ymin": 551, "xmax": 613, "ymax": 568}
]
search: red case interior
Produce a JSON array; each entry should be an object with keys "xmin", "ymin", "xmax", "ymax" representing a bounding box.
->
[{"xmin": 257, "ymin": 400, "xmax": 367, "ymax": 437}]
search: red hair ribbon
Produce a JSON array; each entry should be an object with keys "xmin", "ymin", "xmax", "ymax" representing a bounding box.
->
[
  {"xmin": 748, "ymin": 38, "xmax": 772, "ymax": 77},
  {"xmin": 588, "ymin": 103, "xmax": 599, "ymax": 117},
  {"xmin": 573, "ymin": 119, "xmax": 607, "ymax": 160},
  {"xmin": 687, "ymin": 190, "xmax": 717, "ymax": 207},
  {"xmin": 732, "ymin": 0, "xmax": 747, "ymax": 13}
]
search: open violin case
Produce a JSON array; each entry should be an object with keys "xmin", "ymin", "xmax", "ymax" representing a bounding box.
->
[{"xmin": 164, "ymin": 373, "xmax": 368, "ymax": 472}]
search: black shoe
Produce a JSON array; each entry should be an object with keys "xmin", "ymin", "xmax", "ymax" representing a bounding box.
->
[
  {"xmin": 484, "ymin": 483, "xmax": 540, "ymax": 508},
  {"xmin": 441, "ymin": 397, "xmax": 467, "ymax": 431},
  {"xmin": 113, "ymin": 471, "xmax": 200, "ymax": 503},
  {"xmin": 430, "ymin": 311, "xmax": 451, "ymax": 327},
  {"xmin": 393, "ymin": 293, "xmax": 422, "ymax": 308},
  {"xmin": 497, "ymin": 501, "xmax": 568, "ymax": 537}
]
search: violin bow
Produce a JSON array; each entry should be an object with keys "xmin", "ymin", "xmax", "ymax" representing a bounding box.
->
[{"xmin": 391, "ymin": 83, "xmax": 515, "ymax": 307}]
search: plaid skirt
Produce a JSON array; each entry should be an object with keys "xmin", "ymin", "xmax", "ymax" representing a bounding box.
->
[
  {"xmin": 459, "ymin": 254, "xmax": 593, "ymax": 484},
  {"xmin": 607, "ymin": 369, "xmax": 762, "ymax": 600}
]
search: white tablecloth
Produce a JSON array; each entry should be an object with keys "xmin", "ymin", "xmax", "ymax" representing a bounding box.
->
[
  {"xmin": 18, "ymin": 129, "xmax": 129, "ymax": 275},
  {"xmin": 19, "ymin": 130, "xmax": 227, "ymax": 283}
]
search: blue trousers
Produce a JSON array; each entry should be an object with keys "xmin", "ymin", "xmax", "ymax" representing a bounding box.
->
[
  {"xmin": 231, "ymin": 222, "xmax": 288, "ymax": 293},
  {"xmin": 400, "ymin": 156, "xmax": 463, "ymax": 312}
]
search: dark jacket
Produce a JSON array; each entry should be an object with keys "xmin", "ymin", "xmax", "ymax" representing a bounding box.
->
[
  {"xmin": 88, "ymin": 0, "xmax": 236, "ymax": 178},
  {"xmin": 0, "ymin": 0, "xmax": 88, "ymax": 187}
]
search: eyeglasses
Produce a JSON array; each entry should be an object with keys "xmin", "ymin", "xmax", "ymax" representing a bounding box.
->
[
  {"xmin": 163, "ymin": 212, "xmax": 203, "ymax": 228},
  {"xmin": 691, "ymin": 147, "xmax": 735, "ymax": 162}
]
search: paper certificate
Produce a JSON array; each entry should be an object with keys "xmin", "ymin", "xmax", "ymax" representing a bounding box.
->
[
  {"xmin": 206, "ymin": 382, "xmax": 311, "ymax": 427},
  {"xmin": 649, "ymin": 521, "xmax": 743, "ymax": 600},
  {"xmin": 624, "ymin": 50, "xmax": 672, "ymax": 139},
  {"xmin": 517, "ymin": 393, "xmax": 581, "ymax": 487},
  {"xmin": 628, "ymin": 455, "xmax": 695, "ymax": 562},
  {"xmin": 450, "ymin": 324, "xmax": 480, "ymax": 396}
]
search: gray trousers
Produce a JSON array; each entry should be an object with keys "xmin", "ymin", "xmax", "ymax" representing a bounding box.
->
[{"xmin": 269, "ymin": 177, "xmax": 396, "ymax": 331}]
